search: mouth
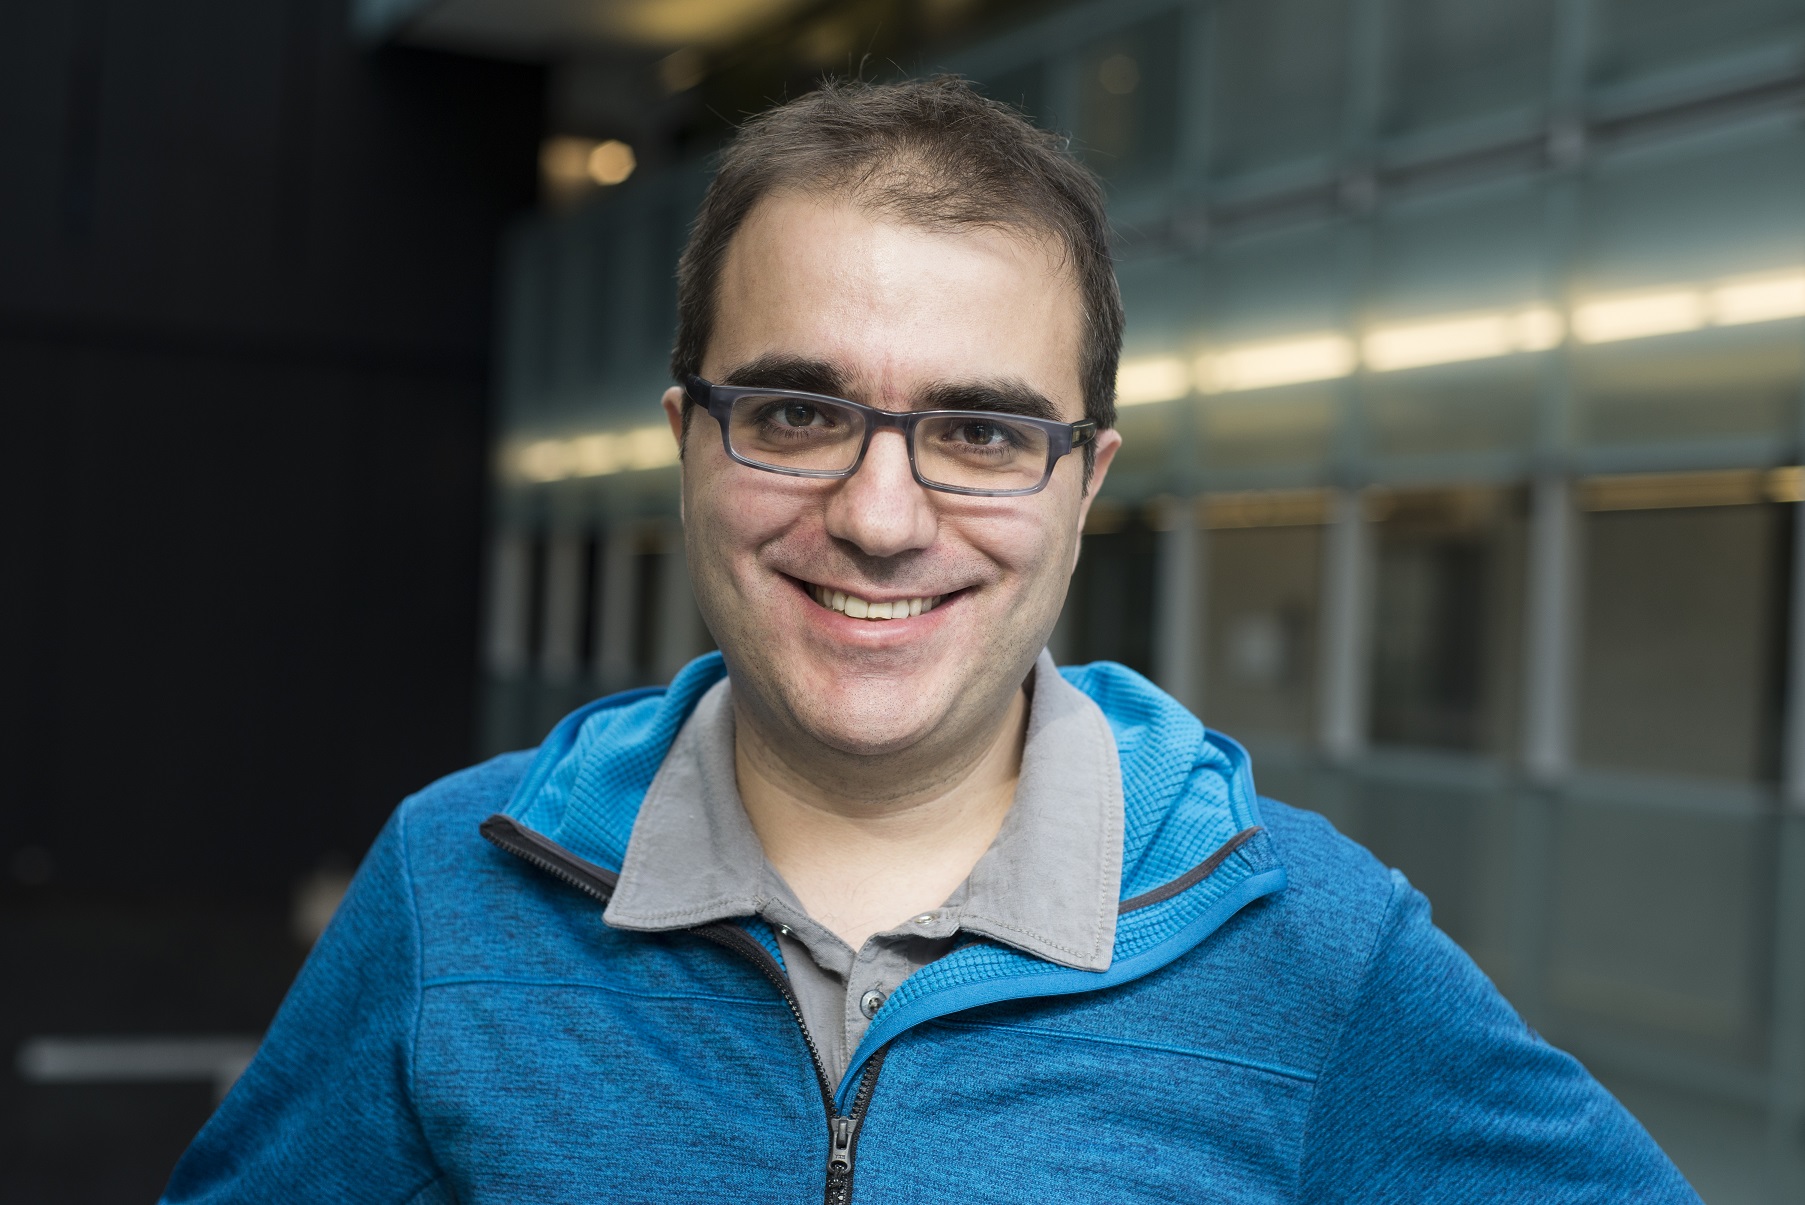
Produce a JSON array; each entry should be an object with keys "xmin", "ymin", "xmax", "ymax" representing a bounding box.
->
[{"xmin": 804, "ymin": 580, "xmax": 947, "ymax": 621}]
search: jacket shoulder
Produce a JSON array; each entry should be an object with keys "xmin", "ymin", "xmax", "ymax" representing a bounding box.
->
[
  {"xmin": 1234, "ymin": 797, "xmax": 1411, "ymax": 1004},
  {"xmin": 1256, "ymin": 796, "xmax": 1402, "ymax": 929},
  {"xmin": 1116, "ymin": 797, "xmax": 1409, "ymax": 1075},
  {"xmin": 394, "ymin": 750, "xmax": 537, "ymax": 843}
]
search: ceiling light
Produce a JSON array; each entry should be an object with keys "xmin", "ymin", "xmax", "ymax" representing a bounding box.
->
[
  {"xmin": 1197, "ymin": 335, "xmax": 1356, "ymax": 393},
  {"xmin": 570, "ymin": 434, "xmax": 622, "ymax": 476},
  {"xmin": 587, "ymin": 140, "xmax": 636, "ymax": 187},
  {"xmin": 1116, "ymin": 357, "xmax": 1190, "ymax": 406},
  {"xmin": 624, "ymin": 425, "xmax": 678, "ymax": 470},
  {"xmin": 1572, "ymin": 290, "xmax": 1705, "ymax": 343},
  {"xmin": 1513, "ymin": 306, "xmax": 1564, "ymax": 351},
  {"xmin": 518, "ymin": 439, "xmax": 575, "ymax": 483},
  {"xmin": 1710, "ymin": 272, "xmax": 1805, "ymax": 326},
  {"xmin": 539, "ymin": 136, "xmax": 594, "ymax": 189},
  {"xmin": 1363, "ymin": 306, "xmax": 1564, "ymax": 371}
]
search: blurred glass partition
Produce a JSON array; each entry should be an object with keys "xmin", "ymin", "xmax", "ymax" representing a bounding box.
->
[
  {"xmin": 1199, "ymin": 491, "xmax": 1330, "ymax": 747},
  {"xmin": 1575, "ymin": 487, "xmax": 1788, "ymax": 782},
  {"xmin": 1207, "ymin": 0, "xmax": 1349, "ymax": 181},
  {"xmin": 1364, "ymin": 181, "xmax": 1550, "ymax": 462},
  {"xmin": 1381, "ymin": 0, "xmax": 1554, "ymax": 139},
  {"xmin": 1195, "ymin": 225, "xmax": 1348, "ymax": 482},
  {"xmin": 1573, "ymin": 125, "xmax": 1805, "ymax": 453},
  {"xmin": 1073, "ymin": 11, "xmax": 1183, "ymax": 187},
  {"xmin": 1368, "ymin": 486, "xmax": 1526, "ymax": 755},
  {"xmin": 1549, "ymin": 797, "xmax": 1776, "ymax": 1067},
  {"xmin": 1064, "ymin": 505, "xmax": 1158, "ymax": 679},
  {"xmin": 1591, "ymin": 0, "xmax": 1805, "ymax": 87}
]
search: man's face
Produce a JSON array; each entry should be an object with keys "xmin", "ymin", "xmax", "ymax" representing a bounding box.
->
[{"xmin": 664, "ymin": 192, "xmax": 1120, "ymax": 761}]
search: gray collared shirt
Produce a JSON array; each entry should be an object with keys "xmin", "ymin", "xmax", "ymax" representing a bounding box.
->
[{"xmin": 603, "ymin": 649, "xmax": 1125, "ymax": 1085}]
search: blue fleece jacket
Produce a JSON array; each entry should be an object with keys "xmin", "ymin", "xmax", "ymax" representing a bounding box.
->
[{"xmin": 163, "ymin": 655, "xmax": 1698, "ymax": 1203}]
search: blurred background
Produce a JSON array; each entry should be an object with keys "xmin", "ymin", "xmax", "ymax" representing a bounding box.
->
[{"xmin": 5, "ymin": 0, "xmax": 1805, "ymax": 1200}]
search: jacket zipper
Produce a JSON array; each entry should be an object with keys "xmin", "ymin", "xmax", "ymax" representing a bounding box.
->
[
  {"xmin": 481, "ymin": 816, "xmax": 889, "ymax": 1204},
  {"xmin": 692, "ymin": 921, "xmax": 890, "ymax": 1205}
]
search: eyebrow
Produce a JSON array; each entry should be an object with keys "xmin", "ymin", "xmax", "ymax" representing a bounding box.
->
[
  {"xmin": 916, "ymin": 379, "xmax": 1064, "ymax": 423},
  {"xmin": 719, "ymin": 354, "xmax": 848, "ymax": 397},
  {"xmin": 719, "ymin": 354, "xmax": 1066, "ymax": 423}
]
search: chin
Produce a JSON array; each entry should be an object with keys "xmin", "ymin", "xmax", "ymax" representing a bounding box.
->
[{"xmin": 780, "ymin": 661, "xmax": 953, "ymax": 757}]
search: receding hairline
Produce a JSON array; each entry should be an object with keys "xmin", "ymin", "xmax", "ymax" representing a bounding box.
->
[
  {"xmin": 730, "ymin": 178, "xmax": 1081, "ymax": 281},
  {"xmin": 702, "ymin": 184, "xmax": 1088, "ymax": 387}
]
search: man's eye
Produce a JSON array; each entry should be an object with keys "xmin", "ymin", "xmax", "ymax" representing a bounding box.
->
[
  {"xmin": 954, "ymin": 422, "xmax": 1010, "ymax": 446},
  {"xmin": 779, "ymin": 403, "xmax": 820, "ymax": 427}
]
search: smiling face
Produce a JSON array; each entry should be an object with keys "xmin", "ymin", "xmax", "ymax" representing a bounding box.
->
[{"xmin": 664, "ymin": 191, "xmax": 1119, "ymax": 769}]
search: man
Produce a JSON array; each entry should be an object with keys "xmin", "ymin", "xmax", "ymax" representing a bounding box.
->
[{"xmin": 165, "ymin": 77, "xmax": 1697, "ymax": 1203}]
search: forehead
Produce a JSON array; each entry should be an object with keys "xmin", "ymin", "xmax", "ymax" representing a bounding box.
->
[{"xmin": 707, "ymin": 191, "xmax": 1086, "ymax": 416}]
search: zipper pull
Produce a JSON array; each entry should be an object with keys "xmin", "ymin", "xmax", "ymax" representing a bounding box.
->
[{"xmin": 827, "ymin": 1114, "xmax": 858, "ymax": 1175}]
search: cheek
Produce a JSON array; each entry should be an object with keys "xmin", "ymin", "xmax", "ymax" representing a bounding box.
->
[
  {"xmin": 685, "ymin": 463, "xmax": 812, "ymax": 577},
  {"xmin": 952, "ymin": 504, "xmax": 1078, "ymax": 592}
]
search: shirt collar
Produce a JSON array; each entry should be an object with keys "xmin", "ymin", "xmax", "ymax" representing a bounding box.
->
[{"xmin": 603, "ymin": 649, "xmax": 1123, "ymax": 973}]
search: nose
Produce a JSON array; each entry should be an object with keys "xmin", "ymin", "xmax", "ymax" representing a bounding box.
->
[{"xmin": 822, "ymin": 428, "xmax": 938, "ymax": 557}]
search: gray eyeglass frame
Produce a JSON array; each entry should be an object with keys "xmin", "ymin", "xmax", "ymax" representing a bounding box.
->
[{"xmin": 682, "ymin": 374, "xmax": 1096, "ymax": 497}]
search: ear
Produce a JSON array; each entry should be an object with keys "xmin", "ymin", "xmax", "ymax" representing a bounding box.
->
[
  {"xmin": 662, "ymin": 386, "xmax": 687, "ymax": 523},
  {"xmin": 1070, "ymin": 427, "xmax": 1122, "ymax": 559},
  {"xmin": 661, "ymin": 386, "xmax": 685, "ymax": 446}
]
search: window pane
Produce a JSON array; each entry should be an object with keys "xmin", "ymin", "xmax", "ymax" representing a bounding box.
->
[
  {"xmin": 1575, "ymin": 502, "xmax": 1787, "ymax": 782},
  {"xmin": 1364, "ymin": 185, "xmax": 1548, "ymax": 458},
  {"xmin": 1074, "ymin": 12, "xmax": 1182, "ymax": 186},
  {"xmin": 1196, "ymin": 227, "xmax": 1346, "ymax": 476},
  {"xmin": 1202, "ymin": 520, "xmax": 1324, "ymax": 745},
  {"xmin": 1573, "ymin": 130, "xmax": 1805, "ymax": 448},
  {"xmin": 1383, "ymin": 0, "xmax": 1553, "ymax": 135},
  {"xmin": 1208, "ymin": 0, "xmax": 1349, "ymax": 178},
  {"xmin": 1549, "ymin": 801, "xmax": 1773, "ymax": 1063},
  {"xmin": 1368, "ymin": 487, "xmax": 1526, "ymax": 755},
  {"xmin": 1592, "ymin": 0, "xmax": 1805, "ymax": 85},
  {"xmin": 1064, "ymin": 514, "xmax": 1157, "ymax": 676}
]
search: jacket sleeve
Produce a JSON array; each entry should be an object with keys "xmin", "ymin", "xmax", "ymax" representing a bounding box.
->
[
  {"xmin": 161, "ymin": 803, "xmax": 450, "ymax": 1205},
  {"xmin": 1298, "ymin": 870, "xmax": 1702, "ymax": 1204}
]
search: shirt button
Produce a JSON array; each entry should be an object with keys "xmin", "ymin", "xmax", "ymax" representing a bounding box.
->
[
  {"xmin": 913, "ymin": 913, "xmax": 936, "ymax": 925},
  {"xmin": 859, "ymin": 989, "xmax": 885, "ymax": 1018}
]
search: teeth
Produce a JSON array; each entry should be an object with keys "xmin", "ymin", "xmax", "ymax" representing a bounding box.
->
[{"xmin": 809, "ymin": 584, "xmax": 943, "ymax": 621}]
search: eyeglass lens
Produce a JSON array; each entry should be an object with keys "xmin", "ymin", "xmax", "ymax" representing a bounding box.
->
[{"xmin": 727, "ymin": 394, "xmax": 1052, "ymax": 491}]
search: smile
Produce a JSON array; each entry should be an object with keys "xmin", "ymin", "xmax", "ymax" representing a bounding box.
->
[{"xmin": 806, "ymin": 582, "xmax": 944, "ymax": 620}]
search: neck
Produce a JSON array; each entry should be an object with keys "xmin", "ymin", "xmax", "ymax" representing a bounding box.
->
[{"xmin": 733, "ymin": 683, "xmax": 1030, "ymax": 949}]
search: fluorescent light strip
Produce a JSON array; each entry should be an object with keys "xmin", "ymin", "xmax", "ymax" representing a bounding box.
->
[
  {"xmin": 1115, "ymin": 356, "xmax": 1191, "ymax": 406},
  {"xmin": 1572, "ymin": 272, "xmax": 1805, "ymax": 343},
  {"xmin": 1711, "ymin": 273, "xmax": 1805, "ymax": 326},
  {"xmin": 1198, "ymin": 334, "xmax": 1356, "ymax": 392},
  {"xmin": 515, "ymin": 425, "xmax": 679, "ymax": 483},
  {"xmin": 1573, "ymin": 290, "xmax": 1705, "ymax": 343}
]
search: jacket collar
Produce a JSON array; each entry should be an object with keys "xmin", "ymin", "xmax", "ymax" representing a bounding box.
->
[
  {"xmin": 599, "ymin": 651, "xmax": 1123, "ymax": 973},
  {"xmin": 503, "ymin": 652, "xmax": 1282, "ymax": 967}
]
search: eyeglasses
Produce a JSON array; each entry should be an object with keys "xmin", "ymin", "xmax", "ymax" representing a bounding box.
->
[{"xmin": 682, "ymin": 375, "xmax": 1096, "ymax": 497}]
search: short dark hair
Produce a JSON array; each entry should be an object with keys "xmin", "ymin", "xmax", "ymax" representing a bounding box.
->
[{"xmin": 669, "ymin": 75, "xmax": 1121, "ymax": 475}]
